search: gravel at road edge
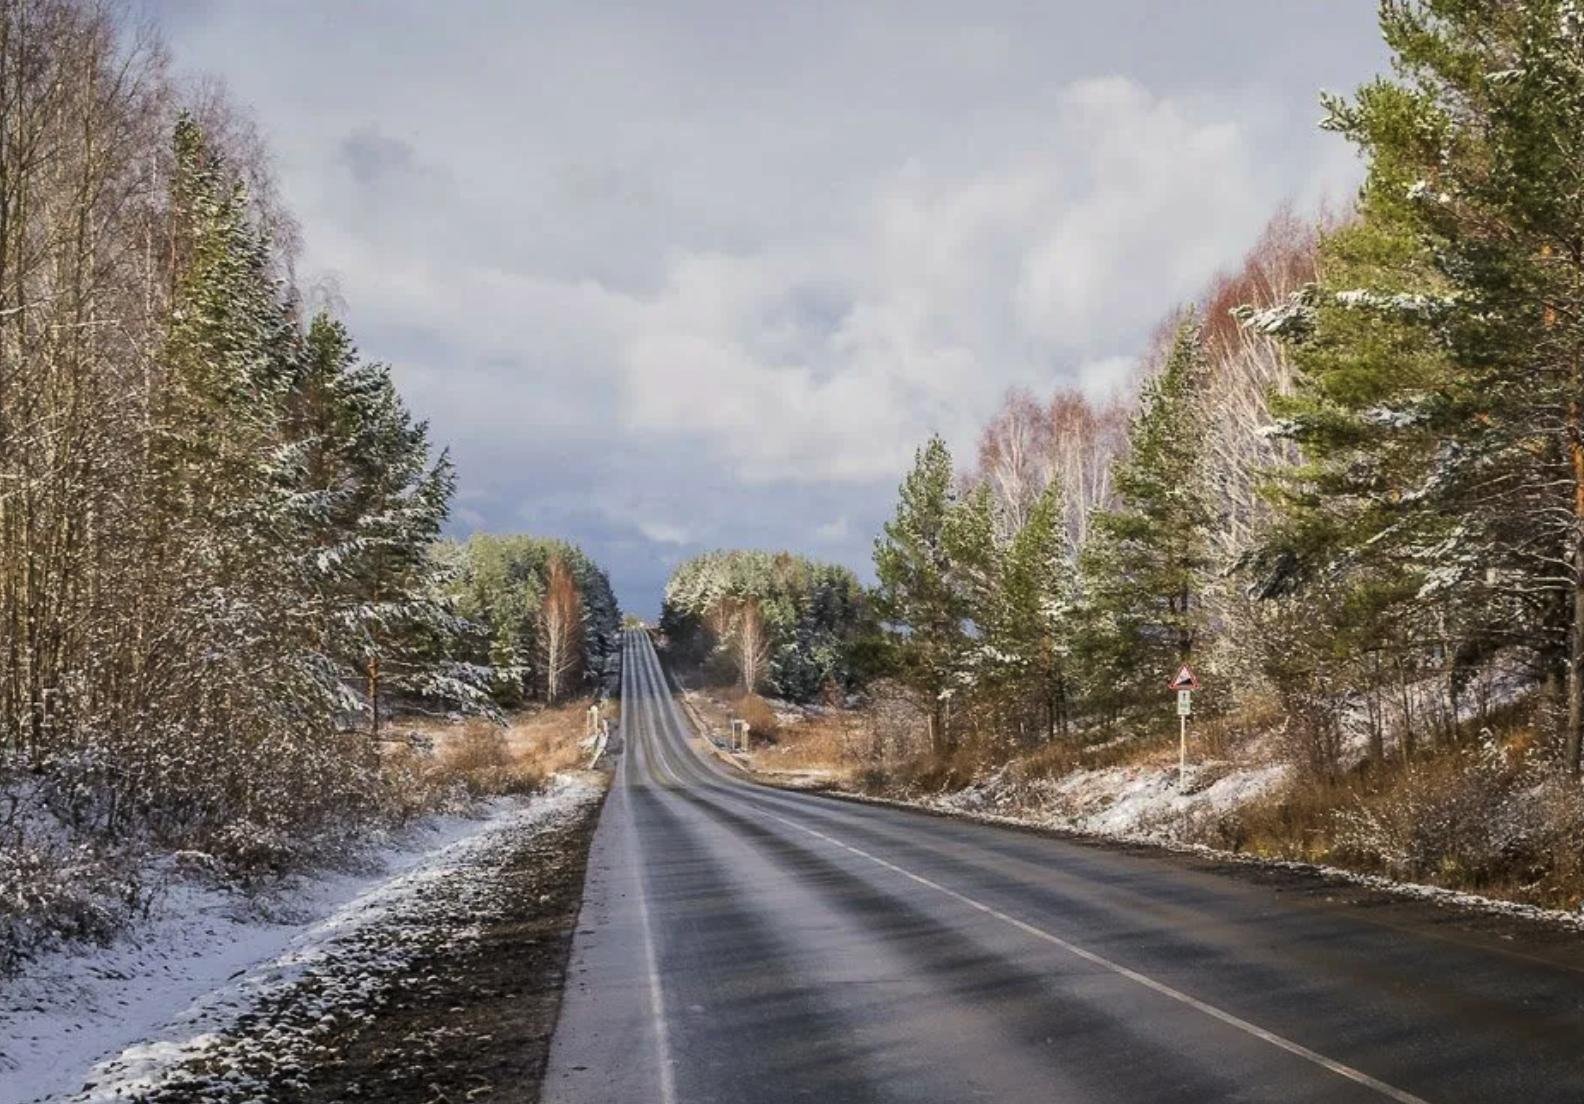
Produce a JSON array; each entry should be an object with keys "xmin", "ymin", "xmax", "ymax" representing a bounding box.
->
[{"xmin": 62, "ymin": 772, "xmax": 610, "ymax": 1104}]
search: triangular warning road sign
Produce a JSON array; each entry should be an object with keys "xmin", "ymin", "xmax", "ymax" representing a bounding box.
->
[{"xmin": 1167, "ymin": 664, "xmax": 1200, "ymax": 691}]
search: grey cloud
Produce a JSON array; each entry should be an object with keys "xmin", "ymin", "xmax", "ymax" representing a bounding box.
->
[
  {"xmin": 337, "ymin": 126, "xmax": 422, "ymax": 191},
  {"xmin": 151, "ymin": 0, "xmax": 1389, "ymax": 617}
]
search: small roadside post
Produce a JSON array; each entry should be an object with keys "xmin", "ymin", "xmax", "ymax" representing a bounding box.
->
[
  {"xmin": 730, "ymin": 718, "xmax": 751, "ymax": 752},
  {"xmin": 1167, "ymin": 664, "xmax": 1200, "ymax": 789}
]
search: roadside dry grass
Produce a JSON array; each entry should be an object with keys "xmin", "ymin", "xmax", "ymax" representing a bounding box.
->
[
  {"xmin": 681, "ymin": 686, "xmax": 871, "ymax": 784},
  {"xmin": 1214, "ymin": 720, "xmax": 1584, "ymax": 909},
  {"xmin": 389, "ymin": 698, "xmax": 613, "ymax": 807}
]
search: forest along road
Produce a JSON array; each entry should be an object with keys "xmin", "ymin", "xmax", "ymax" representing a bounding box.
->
[{"xmin": 542, "ymin": 631, "xmax": 1584, "ymax": 1104}]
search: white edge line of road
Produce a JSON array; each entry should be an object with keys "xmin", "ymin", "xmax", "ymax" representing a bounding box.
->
[
  {"xmin": 635, "ymin": 635, "xmax": 1433, "ymax": 1104},
  {"xmin": 622, "ymin": 634, "xmax": 679, "ymax": 1104},
  {"xmin": 764, "ymin": 813, "xmax": 1433, "ymax": 1104}
]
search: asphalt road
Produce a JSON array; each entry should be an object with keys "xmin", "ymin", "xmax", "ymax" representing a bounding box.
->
[{"xmin": 542, "ymin": 630, "xmax": 1584, "ymax": 1104}]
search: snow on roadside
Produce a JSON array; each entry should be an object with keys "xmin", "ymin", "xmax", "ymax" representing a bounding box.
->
[
  {"xmin": 836, "ymin": 773, "xmax": 1584, "ymax": 934},
  {"xmin": 0, "ymin": 773, "xmax": 603, "ymax": 1104},
  {"xmin": 930, "ymin": 759, "xmax": 1288, "ymax": 837}
]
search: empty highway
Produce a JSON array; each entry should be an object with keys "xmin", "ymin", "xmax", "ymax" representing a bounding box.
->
[{"xmin": 542, "ymin": 631, "xmax": 1584, "ymax": 1103}]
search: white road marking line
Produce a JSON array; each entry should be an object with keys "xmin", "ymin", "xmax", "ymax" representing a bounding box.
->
[
  {"xmin": 629, "ymin": 634, "xmax": 1431, "ymax": 1104},
  {"xmin": 762, "ymin": 811, "xmax": 1433, "ymax": 1104},
  {"xmin": 622, "ymin": 636, "xmax": 679, "ymax": 1104}
]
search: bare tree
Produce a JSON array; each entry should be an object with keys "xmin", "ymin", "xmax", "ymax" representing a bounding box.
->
[
  {"xmin": 0, "ymin": 0, "xmax": 170, "ymax": 764},
  {"xmin": 1048, "ymin": 390, "xmax": 1128, "ymax": 550},
  {"xmin": 731, "ymin": 597, "xmax": 770, "ymax": 693},
  {"xmin": 1200, "ymin": 208, "xmax": 1323, "ymax": 559},
  {"xmin": 1194, "ymin": 209, "xmax": 1326, "ymax": 700},
  {"xmin": 539, "ymin": 554, "xmax": 583, "ymax": 704},
  {"xmin": 971, "ymin": 387, "xmax": 1127, "ymax": 555},
  {"xmin": 976, "ymin": 389, "xmax": 1051, "ymax": 543}
]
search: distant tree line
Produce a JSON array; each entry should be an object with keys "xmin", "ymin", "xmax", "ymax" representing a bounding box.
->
[
  {"xmin": 661, "ymin": 550, "xmax": 872, "ymax": 702},
  {"xmin": 440, "ymin": 534, "xmax": 621, "ymax": 707}
]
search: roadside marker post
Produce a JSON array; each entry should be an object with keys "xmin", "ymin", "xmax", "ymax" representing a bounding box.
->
[{"xmin": 730, "ymin": 718, "xmax": 751, "ymax": 752}]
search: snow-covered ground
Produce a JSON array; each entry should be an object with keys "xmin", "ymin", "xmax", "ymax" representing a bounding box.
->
[
  {"xmin": 842, "ymin": 765, "xmax": 1584, "ymax": 934},
  {"xmin": 0, "ymin": 774, "xmax": 603, "ymax": 1104},
  {"xmin": 929, "ymin": 759, "xmax": 1289, "ymax": 837}
]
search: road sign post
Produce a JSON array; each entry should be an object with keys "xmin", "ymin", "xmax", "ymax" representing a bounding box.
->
[{"xmin": 1167, "ymin": 666, "xmax": 1200, "ymax": 794}]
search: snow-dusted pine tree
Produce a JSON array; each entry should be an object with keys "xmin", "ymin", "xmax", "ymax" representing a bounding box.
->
[
  {"xmin": 997, "ymin": 481, "xmax": 1078, "ymax": 742},
  {"xmin": 873, "ymin": 435, "xmax": 970, "ymax": 755},
  {"xmin": 1079, "ymin": 317, "xmax": 1215, "ymax": 727}
]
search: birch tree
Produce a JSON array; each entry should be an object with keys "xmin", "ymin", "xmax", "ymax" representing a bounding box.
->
[{"xmin": 539, "ymin": 554, "xmax": 583, "ymax": 703}]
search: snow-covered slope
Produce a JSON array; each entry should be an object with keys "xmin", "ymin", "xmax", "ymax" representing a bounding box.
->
[
  {"xmin": 929, "ymin": 759, "xmax": 1288, "ymax": 838},
  {"xmin": 0, "ymin": 774, "xmax": 601, "ymax": 1104}
]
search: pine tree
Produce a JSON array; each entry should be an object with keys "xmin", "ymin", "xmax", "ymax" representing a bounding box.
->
[
  {"xmin": 999, "ymin": 481, "xmax": 1077, "ymax": 741},
  {"xmin": 945, "ymin": 482, "xmax": 1003, "ymax": 643},
  {"xmin": 1262, "ymin": 1, "xmax": 1584, "ymax": 774},
  {"xmin": 873, "ymin": 435, "xmax": 967, "ymax": 755},
  {"xmin": 285, "ymin": 312, "xmax": 487, "ymax": 731},
  {"xmin": 147, "ymin": 115, "xmax": 325, "ymax": 832},
  {"xmin": 1080, "ymin": 318, "xmax": 1214, "ymax": 725},
  {"xmin": 1247, "ymin": 213, "xmax": 1474, "ymax": 759}
]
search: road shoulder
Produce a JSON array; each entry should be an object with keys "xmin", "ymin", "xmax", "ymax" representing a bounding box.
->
[{"xmin": 31, "ymin": 772, "xmax": 612, "ymax": 1104}]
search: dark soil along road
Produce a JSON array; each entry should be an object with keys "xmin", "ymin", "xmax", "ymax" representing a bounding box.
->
[
  {"xmin": 296, "ymin": 793, "xmax": 608, "ymax": 1104},
  {"xmin": 70, "ymin": 781, "xmax": 612, "ymax": 1104}
]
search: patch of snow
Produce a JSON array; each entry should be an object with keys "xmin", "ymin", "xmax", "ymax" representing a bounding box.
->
[
  {"xmin": 928, "ymin": 758, "xmax": 1287, "ymax": 838},
  {"xmin": 1044, "ymin": 762, "xmax": 1288, "ymax": 835},
  {"xmin": 0, "ymin": 774, "xmax": 602, "ymax": 1104},
  {"xmin": 832, "ymin": 783, "xmax": 1584, "ymax": 935}
]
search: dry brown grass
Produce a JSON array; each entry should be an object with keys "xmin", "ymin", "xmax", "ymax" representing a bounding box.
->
[
  {"xmin": 498, "ymin": 699, "xmax": 605, "ymax": 776},
  {"xmin": 439, "ymin": 724, "xmax": 544, "ymax": 797},
  {"xmin": 732, "ymin": 693, "xmax": 781, "ymax": 741},
  {"xmin": 679, "ymin": 687, "xmax": 873, "ymax": 783},
  {"xmin": 1195, "ymin": 719, "xmax": 1584, "ymax": 910},
  {"xmin": 387, "ymin": 697, "xmax": 607, "ymax": 803},
  {"xmin": 749, "ymin": 710, "xmax": 873, "ymax": 778}
]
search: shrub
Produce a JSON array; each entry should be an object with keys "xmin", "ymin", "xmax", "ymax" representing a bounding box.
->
[
  {"xmin": 732, "ymin": 693, "xmax": 780, "ymax": 742},
  {"xmin": 0, "ymin": 833, "xmax": 149, "ymax": 976},
  {"xmin": 1330, "ymin": 735, "xmax": 1584, "ymax": 905},
  {"xmin": 436, "ymin": 723, "xmax": 546, "ymax": 797}
]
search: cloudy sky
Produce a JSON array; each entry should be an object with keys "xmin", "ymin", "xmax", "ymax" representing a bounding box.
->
[{"xmin": 150, "ymin": 1, "xmax": 1388, "ymax": 617}]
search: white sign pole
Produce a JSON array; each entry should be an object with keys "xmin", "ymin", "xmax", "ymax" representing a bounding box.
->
[
  {"xmin": 1169, "ymin": 670, "xmax": 1198, "ymax": 838},
  {"xmin": 1177, "ymin": 690, "xmax": 1191, "ymax": 786}
]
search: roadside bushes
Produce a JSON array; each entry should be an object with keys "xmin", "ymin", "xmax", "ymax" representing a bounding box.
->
[
  {"xmin": 0, "ymin": 832, "xmax": 148, "ymax": 976},
  {"xmin": 1331, "ymin": 738, "xmax": 1584, "ymax": 906},
  {"xmin": 1203, "ymin": 725, "xmax": 1584, "ymax": 909},
  {"xmin": 439, "ymin": 725, "xmax": 547, "ymax": 798},
  {"xmin": 732, "ymin": 694, "xmax": 781, "ymax": 742}
]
